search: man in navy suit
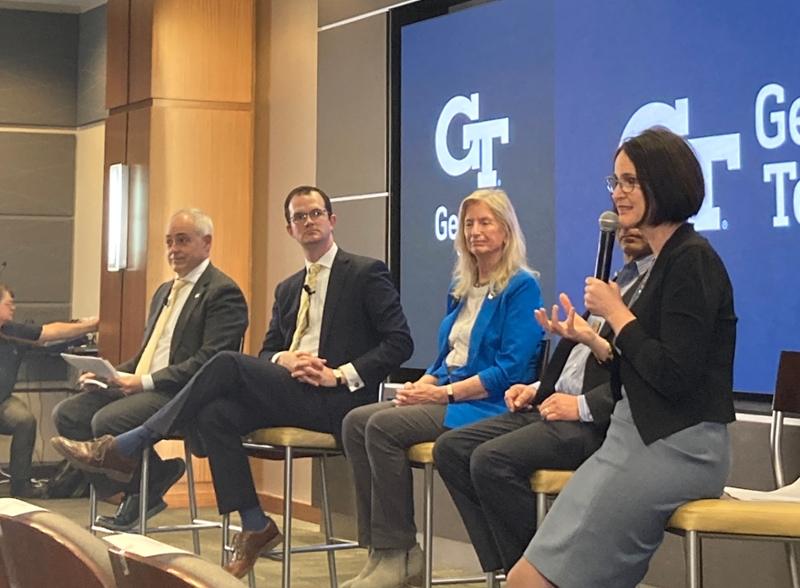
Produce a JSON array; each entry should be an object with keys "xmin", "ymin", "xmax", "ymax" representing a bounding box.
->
[{"xmin": 52, "ymin": 186, "xmax": 413, "ymax": 579}]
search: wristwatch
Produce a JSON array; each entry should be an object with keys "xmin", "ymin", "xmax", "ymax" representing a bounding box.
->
[
  {"xmin": 333, "ymin": 368, "xmax": 345, "ymax": 387},
  {"xmin": 446, "ymin": 384, "xmax": 456, "ymax": 404}
]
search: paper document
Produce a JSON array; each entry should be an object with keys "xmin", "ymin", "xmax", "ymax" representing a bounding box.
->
[
  {"xmin": 724, "ymin": 477, "xmax": 800, "ymax": 503},
  {"xmin": 60, "ymin": 353, "xmax": 119, "ymax": 380}
]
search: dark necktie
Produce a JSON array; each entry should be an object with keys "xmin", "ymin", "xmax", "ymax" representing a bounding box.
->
[{"xmin": 615, "ymin": 261, "xmax": 640, "ymax": 289}]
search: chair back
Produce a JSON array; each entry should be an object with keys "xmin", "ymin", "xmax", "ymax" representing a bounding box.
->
[
  {"xmin": 773, "ymin": 350, "xmax": 800, "ymax": 414},
  {"xmin": 0, "ymin": 498, "xmax": 115, "ymax": 588},
  {"xmin": 535, "ymin": 338, "xmax": 551, "ymax": 380},
  {"xmin": 105, "ymin": 534, "xmax": 244, "ymax": 588}
]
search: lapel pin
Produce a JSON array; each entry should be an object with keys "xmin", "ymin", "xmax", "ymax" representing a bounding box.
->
[{"xmin": 194, "ymin": 293, "xmax": 201, "ymax": 299}]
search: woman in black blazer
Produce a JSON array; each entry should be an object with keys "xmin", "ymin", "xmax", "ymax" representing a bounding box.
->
[{"xmin": 508, "ymin": 127, "xmax": 737, "ymax": 588}]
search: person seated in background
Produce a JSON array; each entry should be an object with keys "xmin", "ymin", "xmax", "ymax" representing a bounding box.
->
[
  {"xmin": 51, "ymin": 185, "xmax": 414, "ymax": 579},
  {"xmin": 433, "ymin": 226, "xmax": 653, "ymax": 576},
  {"xmin": 339, "ymin": 188, "xmax": 545, "ymax": 588},
  {"xmin": 0, "ymin": 284, "xmax": 99, "ymax": 498},
  {"xmin": 52, "ymin": 208, "xmax": 249, "ymax": 530},
  {"xmin": 508, "ymin": 127, "xmax": 737, "ymax": 588}
]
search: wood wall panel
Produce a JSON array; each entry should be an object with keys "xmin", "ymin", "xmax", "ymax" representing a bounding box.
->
[
  {"xmin": 98, "ymin": 112, "xmax": 128, "ymax": 364},
  {"xmin": 150, "ymin": 0, "xmax": 255, "ymax": 103},
  {"xmin": 128, "ymin": 0, "xmax": 154, "ymax": 104},
  {"xmin": 147, "ymin": 105, "xmax": 253, "ymax": 301},
  {"xmin": 106, "ymin": 0, "xmax": 130, "ymax": 110},
  {"xmin": 119, "ymin": 107, "xmax": 151, "ymax": 362}
]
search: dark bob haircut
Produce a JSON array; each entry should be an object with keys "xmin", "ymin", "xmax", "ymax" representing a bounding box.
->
[
  {"xmin": 616, "ymin": 127, "xmax": 705, "ymax": 226},
  {"xmin": 283, "ymin": 186, "xmax": 333, "ymax": 224}
]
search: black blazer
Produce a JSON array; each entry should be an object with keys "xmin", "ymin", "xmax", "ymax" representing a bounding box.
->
[
  {"xmin": 260, "ymin": 249, "xmax": 413, "ymax": 435},
  {"xmin": 118, "ymin": 263, "xmax": 249, "ymax": 395},
  {"xmin": 533, "ymin": 272, "xmax": 649, "ymax": 432},
  {"xmin": 613, "ymin": 223, "xmax": 737, "ymax": 444}
]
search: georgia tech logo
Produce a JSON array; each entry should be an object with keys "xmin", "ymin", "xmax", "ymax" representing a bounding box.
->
[
  {"xmin": 620, "ymin": 98, "xmax": 741, "ymax": 232},
  {"xmin": 435, "ymin": 93, "xmax": 509, "ymax": 188}
]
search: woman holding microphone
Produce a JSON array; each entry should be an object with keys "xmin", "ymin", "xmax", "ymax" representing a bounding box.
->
[{"xmin": 509, "ymin": 127, "xmax": 737, "ymax": 588}]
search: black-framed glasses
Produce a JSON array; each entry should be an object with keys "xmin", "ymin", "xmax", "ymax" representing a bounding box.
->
[
  {"xmin": 290, "ymin": 209, "xmax": 329, "ymax": 224},
  {"xmin": 606, "ymin": 175, "xmax": 640, "ymax": 194}
]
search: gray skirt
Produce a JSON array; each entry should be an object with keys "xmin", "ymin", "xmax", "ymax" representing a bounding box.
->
[{"xmin": 524, "ymin": 393, "xmax": 731, "ymax": 588}]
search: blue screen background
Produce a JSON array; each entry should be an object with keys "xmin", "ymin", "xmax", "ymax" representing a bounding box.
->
[{"xmin": 398, "ymin": 0, "xmax": 800, "ymax": 393}]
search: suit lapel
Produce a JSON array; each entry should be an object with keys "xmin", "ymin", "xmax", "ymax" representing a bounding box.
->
[
  {"xmin": 141, "ymin": 282, "xmax": 170, "ymax": 347},
  {"xmin": 284, "ymin": 272, "xmax": 305, "ymax": 349},
  {"xmin": 318, "ymin": 251, "xmax": 349, "ymax": 355},
  {"xmin": 170, "ymin": 264, "xmax": 213, "ymax": 359}
]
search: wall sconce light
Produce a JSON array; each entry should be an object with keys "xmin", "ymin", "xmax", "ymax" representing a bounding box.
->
[{"xmin": 107, "ymin": 163, "xmax": 129, "ymax": 272}]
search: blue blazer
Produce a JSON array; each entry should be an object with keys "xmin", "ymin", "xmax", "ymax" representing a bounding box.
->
[{"xmin": 426, "ymin": 270, "xmax": 544, "ymax": 428}]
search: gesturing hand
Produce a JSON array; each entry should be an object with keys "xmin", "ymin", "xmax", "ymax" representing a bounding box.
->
[{"xmin": 534, "ymin": 293, "xmax": 596, "ymax": 345}]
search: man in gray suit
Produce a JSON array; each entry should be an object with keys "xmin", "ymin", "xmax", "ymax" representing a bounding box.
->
[{"xmin": 52, "ymin": 208, "xmax": 248, "ymax": 530}]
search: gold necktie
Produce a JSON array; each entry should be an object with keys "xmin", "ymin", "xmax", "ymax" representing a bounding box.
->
[
  {"xmin": 289, "ymin": 264, "xmax": 321, "ymax": 352},
  {"xmin": 135, "ymin": 279, "xmax": 189, "ymax": 375}
]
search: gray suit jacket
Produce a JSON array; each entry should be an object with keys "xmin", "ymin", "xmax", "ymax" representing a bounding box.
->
[{"xmin": 117, "ymin": 263, "xmax": 249, "ymax": 396}]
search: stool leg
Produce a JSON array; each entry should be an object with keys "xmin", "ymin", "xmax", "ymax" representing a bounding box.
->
[
  {"xmin": 222, "ymin": 513, "xmax": 230, "ymax": 567},
  {"xmin": 785, "ymin": 543, "xmax": 800, "ymax": 588},
  {"xmin": 282, "ymin": 446, "xmax": 294, "ymax": 588},
  {"xmin": 184, "ymin": 443, "xmax": 201, "ymax": 555},
  {"xmin": 684, "ymin": 530, "xmax": 702, "ymax": 588},
  {"xmin": 423, "ymin": 463, "xmax": 434, "ymax": 588},
  {"xmin": 139, "ymin": 446, "xmax": 150, "ymax": 535},
  {"xmin": 89, "ymin": 484, "xmax": 98, "ymax": 535},
  {"xmin": 248, "ymin": 568, "xmax": 257, "ymax": 588},
  {"xmin": 535, "ymin": 492, "xmax": 547, "ymax": 529},
  {"xmin": 319, "ymin": 455, "xmax": 339, "ymax": 588}
]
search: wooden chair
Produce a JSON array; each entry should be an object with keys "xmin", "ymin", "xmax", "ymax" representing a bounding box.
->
[
  {"xmin": 105, "ymin": 533, "xmax": 243, "ymax": 588},
  {"xmin": 0, "ymin": 498, "xmax": 116, "ymax": 588},
  {"xmin": 221, "ymin": 427, "xmax": 359, "ymax": 588}
]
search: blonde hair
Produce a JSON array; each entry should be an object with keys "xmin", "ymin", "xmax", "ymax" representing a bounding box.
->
[{"xmin": 451, "ymin": 189, "xmax": 537, "ymax": 300}]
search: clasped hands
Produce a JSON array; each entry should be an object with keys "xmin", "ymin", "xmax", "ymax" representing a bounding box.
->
[
  {"xmin": 393, "ymin": 379, "xmax": 447, "ymax": 406},
  {"xmin": 278, "ymin": 351, "xmax": 339, "ymax": 387},
  {"xmin": 504, "ymin": 385, "xmax": 580, "ymax": 421}
]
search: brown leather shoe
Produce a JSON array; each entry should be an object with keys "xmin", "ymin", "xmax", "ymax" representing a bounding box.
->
[
  {"xmin": 50, "ymin": 435, "xmax": 140, "ymax": 483},
  {"xmin": 223, "ymin": 519, "xmax": 283, "ymax": 578}
]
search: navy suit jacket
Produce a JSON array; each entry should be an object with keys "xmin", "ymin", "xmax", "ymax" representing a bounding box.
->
[{"xmin": 260, "ymin": 249, "xmax": 413, "ymax": 435}]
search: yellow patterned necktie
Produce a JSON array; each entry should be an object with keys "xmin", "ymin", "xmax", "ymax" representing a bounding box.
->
[
  {"xmin": 135, "ymin": 279, "xmax": 189, "ymax": 375},
  {"xmin": 289, "ymin": 264, "xmax": 321, "ymax": 352}
]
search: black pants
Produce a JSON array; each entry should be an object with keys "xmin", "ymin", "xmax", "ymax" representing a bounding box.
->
[
  {"xmin": 0, "ymin": 396, "xmax": 37, "ymax": 493},
  {"xmin": 144, "ymin": 351, "xmax": 351, "ymax": 514},
  {"xmin": 433, "ymin": 410, "xmax": 604, "ymax": 573},
  {"xmin": 52, "ymin": 386, "xmax": 172, "ymax": 498}
]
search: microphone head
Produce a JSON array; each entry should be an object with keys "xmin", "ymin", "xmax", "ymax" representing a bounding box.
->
[{"xmin": 598, "ymin": 211, "xmax": 620, "ymax": 233}]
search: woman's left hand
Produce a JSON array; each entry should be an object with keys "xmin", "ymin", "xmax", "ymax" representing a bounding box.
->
[
  {"xmin": 584, "ymin": 278, "xmax": 626, "ymax": 319},
  {"xmin": 394, "ymin": 383, "xmax": 447, "ymax": 406}
]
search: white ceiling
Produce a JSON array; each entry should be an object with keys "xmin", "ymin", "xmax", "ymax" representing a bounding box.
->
[{"xmin": 0, "ymin": 0, "xmax": 105, "ymax": 13}]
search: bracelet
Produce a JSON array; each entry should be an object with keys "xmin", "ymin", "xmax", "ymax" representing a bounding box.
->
[{"xmin": 594, "ymin": 339, "xmax": 614, "ymax": 363}]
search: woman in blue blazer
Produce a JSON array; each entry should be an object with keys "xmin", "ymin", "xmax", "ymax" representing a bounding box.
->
[{"xmin": 341, "ymin": 189, "xmax": 544, "ymax": 588}]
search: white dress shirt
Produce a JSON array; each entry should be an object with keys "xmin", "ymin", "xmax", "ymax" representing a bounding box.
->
[
  {"xmin": 141, "ymin": 258, "xmax": 210, "ymax": 391},
  {"xmin": 273, "ymin": 243, "xmax": 364, "ymax": 392}
]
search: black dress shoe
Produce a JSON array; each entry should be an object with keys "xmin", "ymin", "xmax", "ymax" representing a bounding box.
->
[
  {"xmin": 150, "ymin": 457, "xmax": 186, "ymax": 498},
  {"xmin": 96, "ymin": 493, "xmax": 167, "ymax": 531}
]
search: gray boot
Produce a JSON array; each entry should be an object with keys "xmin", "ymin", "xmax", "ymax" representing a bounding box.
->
[
  {"xmin": 357, "ymin": 544, "xmax": 423, "ymax": 588},
  {"xmin": 342, "ymin": 549, "xmax": 381, "ymax": 588}
]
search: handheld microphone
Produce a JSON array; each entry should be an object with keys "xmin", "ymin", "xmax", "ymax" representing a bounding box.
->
[
  {"xmin": 595, "ymin": 211, "xmax": 620, "ymax": 282},
  {"xmin": 303, "ymin": 284, "xmax": 315, "ymax": 295}
]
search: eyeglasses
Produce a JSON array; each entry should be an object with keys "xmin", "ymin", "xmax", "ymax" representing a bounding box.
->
[
  {"xmin": 290, "ymin": 209, "xmax": 329, "ymax": 224},
  {"xmin": 606, "ymin": 175, "xmax": 640, "ymax": 194}
]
